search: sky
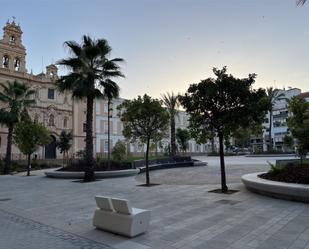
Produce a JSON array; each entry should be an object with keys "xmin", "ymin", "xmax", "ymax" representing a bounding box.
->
[{"xmin": 0, "ymin": 0, "xmax": 308, "ymax": 99}]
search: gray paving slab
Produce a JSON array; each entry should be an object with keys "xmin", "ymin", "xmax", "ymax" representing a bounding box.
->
[{"xmin": 0, "ymin": 155, "xmax": 308, "ymax": 249}]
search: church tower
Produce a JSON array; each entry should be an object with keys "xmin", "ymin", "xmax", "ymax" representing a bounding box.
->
[{"xmin": 0, "ymin": 19, "xmax": 26, "ymax": 73}]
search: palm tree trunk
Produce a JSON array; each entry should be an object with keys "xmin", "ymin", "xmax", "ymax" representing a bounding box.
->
[
  {"xmin": 218, "ymin": 131, "xmax": 228, "ymax": 193},
  {"xmin": 171, "ymin": 117, "xmax": 176, "ymax": 157},
  {"xmin": 27, "ymin": 153, "xmax": 31, "ymax": 176},
  {"xmin": 84, "ymin": 96, "xmax": 95, "ymax": 181},
  {"xmin": 268, "ymin": 110, "xmax": 272, "ymax": 152},
  {"xmin": 107, "ymin": 99, "xmax": 111, "ymax": 170},
  {"xmin": 4, "ymin": 125, "xmax": 14, "ymax": 174},
  {"xmin": 145, "ymin": 137, "xmax": 150, "ymax": 186}
]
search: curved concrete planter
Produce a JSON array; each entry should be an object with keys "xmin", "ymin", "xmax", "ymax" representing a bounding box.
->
[
  {"xmin": 138, "ymin": 161, "xmax": 207, "ymax": 173},
  {"xmin": 45, "ymin": 169, "xmax": 140, "ymax": 179},
  {"xmin": 242, "ymin": 172, "xmax": 309, "ymax": 203},
  {"xmin": 245, "ymin": 154, "xmax": 295, "ymax": 158}
]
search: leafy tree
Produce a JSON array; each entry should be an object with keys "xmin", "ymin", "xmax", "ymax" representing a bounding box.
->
[
  {"xmin": 180, "ymin": 67, "xmax": 268, "ymax": 192},
  {"xmin": 0, "ymin": 81, "xmax": 35, "ymax": 174},
  {"xmin": 287, "ymin": 97, "xmax": 309, "ymax": 165},
  {"xmin": 233, "ymin": 128, "xmax": 251, "ymax": 149},
  {"xmin": 233, "ymin": 124, "xmax": 262, "ymax": 149},
  {"xmin": 112, "ymin": 140, "xmax": 127, "ymax": 162},
  {"xmin": 57, "ymin": 35, "xmax": 124, "ymax": 181},
  {"xmin": 56, "ymin": 131, "xmax": 73, "ymax": 166},
  {"xmin": 265, "ymin": 87, "xmax": 286, "ymax": 152},
  {"xmin": 118, "ymin": 94, "xmax": 169, "ymax": 186},
  {"xmin": 102, "ymin": 82, "xmax": 120, "ymax": 169},
  {"xmin": 176, "ymin": 128, "xmax": 191, "ymax": 154},
  {"xmin": 161, "ymin": 92, "xmax": 179, "ymax": 156},
  {"xmin": 13, "ymin": 120, "xmax": 51, "ymax": 176}
]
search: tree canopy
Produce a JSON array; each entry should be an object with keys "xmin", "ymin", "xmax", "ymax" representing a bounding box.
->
[
  {"xmin": 0, "ymin": 80, "xmax": 35, "ymax": 174},
  {"xmin": 179, "ymin": 67, "xmax": 268, "ymax": 192},
  {"xmin": 287, "ymin": 97, "xmax": 309, "ymax": 162},
  {"xmin": 13, "ymin": 120, "xmax": 51, "ymax": 176},
  {"xmin": 118, "ymin": 94, "xmax": 169, "ymax": 185},
  {"xmin": 176, "ymin": 128, "xmax": 191, "ymax": 154}
]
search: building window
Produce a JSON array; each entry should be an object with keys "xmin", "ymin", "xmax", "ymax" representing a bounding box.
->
[
  {"xmin": 48, "ymin": 88, "xmax": 55, "ymax": 100},
  {"xmin": 104, "ymin": 121, "xmax": 108, "ymax": 134},
  {"xmin": 2, "ymin": 55, "xmax": 9, "ymax": 68},
  {"xmin": 104, "ymin": 104, "xmax": 108, "ymax": 113},
  {"xmin": 48, "ymin": 114, "xmax": 54, "ymax": 126},
  {"xmin": 14, "ymin": 58, "xmax": 20, "ymax": 71},
  {"xmin": 9, "ymin": 36, "xmax": 16, "ymax": 45},
  {"xmin": 104, "ymin": 141, "xmax": 109, "ymax": 152},
  {"xmin": 83, "ymin": 123, "xmax": 87, "ymax": 132},
  {"xmin": 63, "ymin": 117, "xmax": 68, "ymax": 128}
]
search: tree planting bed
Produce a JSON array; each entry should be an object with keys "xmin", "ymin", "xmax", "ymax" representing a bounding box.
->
[{"xmin": 242, "ymin": 171, "xmax": 309, "ymax": 203}]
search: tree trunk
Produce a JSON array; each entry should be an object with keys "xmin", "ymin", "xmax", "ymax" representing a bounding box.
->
[
  {"xmin": 145, "ymin": 137, "xmax": 150, "ymax": 186},
  {"xmin": 27, "ymin": 153, "xmax": 31, "ymax": 176},
  {"xmin": 4, "ymin": 125, "xmax": 14, "ymax": 174},
  {"xmin": 107, "ymin": 99, "xmax": 111, "ymax": 170},
  {"xmin": 218, "ymin": 131, "xmax": 228, "ymax": 193},
  {"xmin": 171, "ymin": 117, "xmax": 176, "ymax": 157},
  {"xmin": 268, "ymin": 110, "xmax": 272, "ymax": 152},
  {"xmin": 84, "ymin": 96, "xmax": 95, "ymax": 182}
]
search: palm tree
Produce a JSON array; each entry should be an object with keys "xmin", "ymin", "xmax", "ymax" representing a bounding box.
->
[
  {"xmin": 57, "ymin": 35, "xmax": 124, "ymax": 181},
  {"xmin": 0, "ymin": 81, "xmax": 35, "ymax": 174},
  {"xmin": 265, "ymin": 87, "xmax": 286, "ymax": 152},
  {"xmin": 101, "ymin": 80, "xmax": 120, "ymax": 170},
  {"xmin": 161, "ymin": 92, "xmax": 179, "ymax": 157}
]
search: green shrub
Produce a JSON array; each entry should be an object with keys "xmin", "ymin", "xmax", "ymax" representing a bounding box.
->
[
  {"xmin": 267, "ymin": 161, "xmax": 285, "ymax": 175},
  {"xmin": 112, "ymin": 141, "xmax": 127, "ymax": 162}
]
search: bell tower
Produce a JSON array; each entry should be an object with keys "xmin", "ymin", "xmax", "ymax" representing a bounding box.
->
[{"xmin": 0, "ymin": 19, "xmax": 26, "ymax": 73}]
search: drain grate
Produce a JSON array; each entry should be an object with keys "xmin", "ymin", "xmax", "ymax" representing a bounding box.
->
[{"xmin": 215, "ymin": 199, "xmax": 241, "ymax": 205}]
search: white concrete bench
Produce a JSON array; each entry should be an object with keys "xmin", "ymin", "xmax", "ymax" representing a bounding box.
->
[{"xmin": 93, "ymin": 196, "xmax": 151, "ymax": 237}]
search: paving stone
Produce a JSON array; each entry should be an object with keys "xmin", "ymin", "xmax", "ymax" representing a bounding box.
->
[{"xmin": 1, "ymin": 156, "xmax": 309, "ymax": 249}]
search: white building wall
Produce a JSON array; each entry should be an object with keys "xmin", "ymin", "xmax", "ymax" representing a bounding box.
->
[
  {"xmin": 95, "ymin": 98, "xmax": 214, "ymax": 155},
  {"xmin": 261, "ymin": 88, "xmax": 301, "ymax": 151}
]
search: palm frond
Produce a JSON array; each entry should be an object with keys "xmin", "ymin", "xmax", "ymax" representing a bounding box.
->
[{"xmin": 297, "ymin": 0, "xmax": 307, "ymax": 6}]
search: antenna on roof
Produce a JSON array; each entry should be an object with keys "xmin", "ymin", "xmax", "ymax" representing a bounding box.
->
[{"xmin": 41, "ymin": 56, "xmax": 44, "ymax": 73}]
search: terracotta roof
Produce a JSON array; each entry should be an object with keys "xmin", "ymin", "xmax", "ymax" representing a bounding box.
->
[{"xmin": 298, "ymin": 92, "xmax": 309, "ymax": 99}]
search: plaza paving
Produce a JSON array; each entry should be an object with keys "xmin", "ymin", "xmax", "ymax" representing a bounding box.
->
[{"xmin": 1, "ymin": 155, "xmax": 309, "ymax": 249}]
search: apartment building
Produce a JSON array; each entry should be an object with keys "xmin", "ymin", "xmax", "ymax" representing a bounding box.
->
[{"xmin": 251, "ymin": 88, "xmax": 302, "ymax": 152}]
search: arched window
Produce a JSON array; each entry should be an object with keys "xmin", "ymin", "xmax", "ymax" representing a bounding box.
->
[
  {"xmin": 63, "ymin": 117, "xmax": 68, "ymax": 128},
  {"xmin": 9, "ymin": 36, "xmax": 16, "ymax": 45},
  {"xmin": 2, "ymin": 55, "xmax": 9, "ymax": 68},
  {"xmin": 48, "ymin": 114, "xmax": 54, "ymax": 126},
  {"xmin": 14, "ymin": 58, "xmax": 20, "ymax": 71}
]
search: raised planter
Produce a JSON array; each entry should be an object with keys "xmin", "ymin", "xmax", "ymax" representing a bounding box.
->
[
  {"xmin": 138, "ymin": 160, "xmax": 206, "ymax": 173},
  {"xmin": 45, "ymin": 169, "xmax": 139, "ymax": 179},
  {"xmin": 242, "ymin": 172, "xmax": 309, "ymax": 203},
  {"xmin": 245, "ymin": 154, "xmax": 295, "ymax": 158}
]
